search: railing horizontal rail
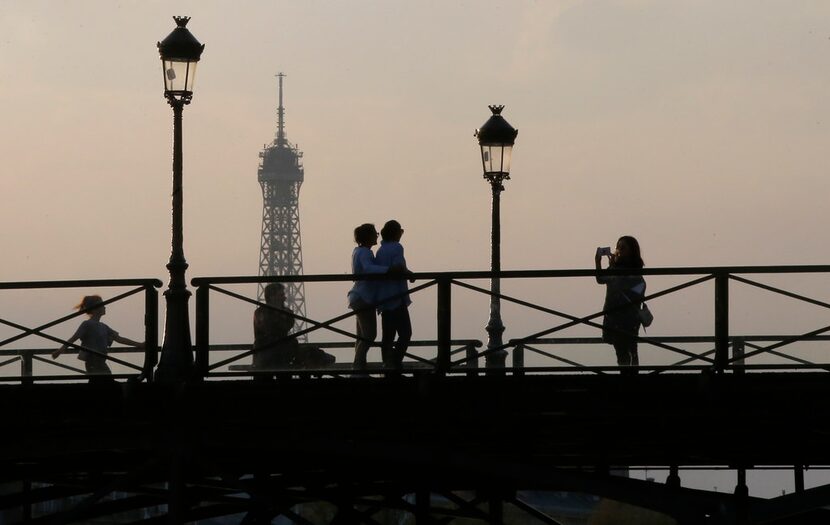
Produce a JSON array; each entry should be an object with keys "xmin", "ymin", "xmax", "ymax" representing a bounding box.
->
[
  {"xmin": 0, "ymin": 279, "xmax": 163, "ymax": 290},
  {"xmin": 0, "ymin": 374, "xmax": 139, "ymax": 383},
  {"xmin": 513, "ymin": 336, "xmax": 830, "ymax": 345},
  {"xmin": 0, "ymin": 346, "xmax": 161, "ymax": 356},
  {"xmin": 191, "ymin": 265, "xmax": 830, "ymax": 286},
  {"xmin": 17, "ymin": 336, "xmax": 827, "ymax": 359}
]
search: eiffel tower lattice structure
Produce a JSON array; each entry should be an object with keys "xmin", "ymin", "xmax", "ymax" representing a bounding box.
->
[{"xmin": 257, "ymin": 72, "xmax": 307, "ymax": 338}]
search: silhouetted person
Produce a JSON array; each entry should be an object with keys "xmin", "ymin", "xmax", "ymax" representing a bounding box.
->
[
  {"xmin": 595, "ymin": 236, "xmax": 646, "ymax": 373},
  {"xmin": 253, "ymin": 283, "xmax": 297, "ymax": 374},
  {"xmin": 347, "ymin": 223, "xmax": 389, "ymax": 372},
  {"xmin": 375, "ymin": 220, "xmax": 412, "ymax": 370},
  {"xmin": 52, "ymin": 295, "xmax": 144, "ymax": 381}
]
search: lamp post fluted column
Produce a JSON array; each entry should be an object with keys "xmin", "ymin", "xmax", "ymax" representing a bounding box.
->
[
  {"xmin": 475, "ymin": 105, "xmax": 518, "ymax": 370},
  {"xmin": 155, "ymin": 16, "xmax": 204, "ymax": 382},
  {"xmin": 485, "ymin": 178, "xmax": 507, "ymax": 367},
  {"xmin": 157, "ymin": 98, "xmax": 193, "ymax": 381}
]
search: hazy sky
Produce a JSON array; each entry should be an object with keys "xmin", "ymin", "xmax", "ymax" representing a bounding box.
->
[
  {"xmin": 2, "ymin": 0, "xmax": 830, "ymax": 497},
  {"xmin": 3, "ymin": 0, "xmax": 830, "ymax": 284}
]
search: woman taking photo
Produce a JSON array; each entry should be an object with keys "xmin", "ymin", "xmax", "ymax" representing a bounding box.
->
[{"xmin": 595, "ymin": 236, "xmax": 646, "ymax": 373}]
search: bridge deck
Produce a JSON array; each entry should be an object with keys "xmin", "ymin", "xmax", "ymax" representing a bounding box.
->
[
  {"xmin": 3, "ymin": 372, "xmax": 830, "ymax": 524},
  {"xmin": 3, "ymin": 372, "xmax": 828, "ymax": 472}
]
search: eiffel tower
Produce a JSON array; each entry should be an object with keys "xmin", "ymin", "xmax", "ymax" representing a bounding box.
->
[{"xmin": 257, "ymin": 72, "xmax": 307, "ymax": 337}]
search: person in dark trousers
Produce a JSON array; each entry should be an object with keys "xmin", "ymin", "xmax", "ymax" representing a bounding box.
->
[
  {"xmin": 347, "ymin": 223, "xmax": 389, "ymax": 372},
  {"xmin": 595, "ymin": 236, "xmax": 646, "ymax": 374},
  {"xmin": 52, "ymin": 295, "xmax": 144, "ymax": 381},
  {"xmin": 375, "ymin": 220, "xmax": 412, "ymax": 370}
]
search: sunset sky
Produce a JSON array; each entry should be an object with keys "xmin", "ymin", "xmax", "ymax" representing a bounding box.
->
[{"xmin": 2, "ymin": 0, "xmax": 830, "ymax": 496}]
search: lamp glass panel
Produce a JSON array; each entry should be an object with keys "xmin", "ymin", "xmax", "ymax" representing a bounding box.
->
[
  {"xmin": 500, "ymin": 145, "xmax": 513, "ymax": 174},
  {"xmin": 481, "ymin": 144, "xmax": 512, "ymax": 175},
  {"xmin": 162, "ymin": 59, "xmax": 198, "ymax": 94}
]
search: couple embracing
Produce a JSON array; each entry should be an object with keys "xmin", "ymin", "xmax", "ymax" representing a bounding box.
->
[{"xmin": 347, "ymin": 220, "xmax": 412, "ymax": 373}]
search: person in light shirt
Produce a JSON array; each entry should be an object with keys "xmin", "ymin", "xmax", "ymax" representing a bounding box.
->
[
  {"xmin": 375, "ymin": 220, "xmax": 412, "ymax": 371},
  {"xmin": 347, "ymin": 223, "xmax": 389, "ymax": 372}
]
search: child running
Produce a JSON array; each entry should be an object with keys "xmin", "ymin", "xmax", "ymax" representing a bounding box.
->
[{"xmin": 52, "ymin": 295, "xmax": 144, "ymax": 378}]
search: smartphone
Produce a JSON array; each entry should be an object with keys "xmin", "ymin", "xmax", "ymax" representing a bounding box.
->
[{"xmin": 597, "ymin": 247, "xmax": 612, "ymax": 256}]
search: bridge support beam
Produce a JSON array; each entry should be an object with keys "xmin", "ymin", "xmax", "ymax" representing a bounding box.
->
[
  {"xmin": 795, "ymin": 464, "xmax": 805, "ymax": 493},
  {"xmin": 666, "ymin": 465, "xmax": 681, "ymax": 488}
]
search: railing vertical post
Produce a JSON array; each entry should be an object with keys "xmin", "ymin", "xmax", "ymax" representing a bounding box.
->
[
  {"xmin": 144, "ymin": 285, "xmax": 159, "ymax": 383},
  {"xmin": 195, "ymin": 284, "xmax": 210, "ymax": 380},
  {"xmin": 466, "ymin": 344, "xmax": 479, "ymax": 378},
  {"xmin": 21, "ymin": 351, "xmax": 33, "ymax": 386},
  {"xmin": 714, "ymin": 272, "xmax": 729, "ymax": 372},
  {"xmin": 732, "ymin": 337, "xmax": 745, "ymax": 375},
  {"xmin": 437, "ymin": 277, "xmax": 451, "ymax": 376},
  {"xmin": 513, "ymin": 343, "xmax": 524, "ymax": 377}
]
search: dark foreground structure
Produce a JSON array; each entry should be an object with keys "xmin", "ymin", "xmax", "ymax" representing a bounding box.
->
[{"xmin": 3, "ymin": 372, "xmax": 830, "ymax": 524}]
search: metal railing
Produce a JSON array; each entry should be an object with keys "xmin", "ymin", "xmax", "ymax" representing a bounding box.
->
[
  {"xmin": 192, "ymin": 272, "xmax": 464, "ymax": 378},
  {"xmin": 191, "ymin": 265, "xmax": 830, "ymax": 379},
  {"xmin": 3, "ymin": 265, "xmax": 830, "ymax": 383},
  {"xmin": 0, "ymin": 279, "xmax": 161, "ymax": 384}
]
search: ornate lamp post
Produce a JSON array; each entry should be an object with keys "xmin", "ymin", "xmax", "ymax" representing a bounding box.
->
[
  {"xmin": 156, "ymin": 17, "xmax": 204, "ymax": 382},
  {"xmin": 475, "ymin": 105, "xmax": 518, "ymax": 368}
]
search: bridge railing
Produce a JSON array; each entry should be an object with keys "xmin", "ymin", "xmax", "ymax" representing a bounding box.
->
[
  {"xmin": 2, "ymin": 266, "xmax": 828, "ymax": 383},
  {"xmin": 482, "ymin": 266, "xmax": 830, "ymax": 374},
  {"xmin": 192, "ymin": 273, "xmax": 470, "ymax": 378},
  {"xmin": 192, "ymin": 265, "xmax": 830, "ymax": 378},
  {"xmin": 0, "ymin": 279, "xmax": 161, "ymax": 384}
]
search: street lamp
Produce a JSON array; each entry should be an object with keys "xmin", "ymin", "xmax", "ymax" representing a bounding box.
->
[
  {"xmin": 475, "ymin": 105, "xmax": 518, "ymax": 368},
  {"xmin": 156, "ymin": 16, "xmax": 204, "ymax": 382}
]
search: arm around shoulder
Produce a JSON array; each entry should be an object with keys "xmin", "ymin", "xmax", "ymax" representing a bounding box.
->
[{"xmin": 356, "ymin": 248, "xmax": 388, "ymax": 274}]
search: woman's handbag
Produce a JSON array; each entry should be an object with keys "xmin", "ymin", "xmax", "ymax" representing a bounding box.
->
[
  {"xmin": 623, "ymin": 287, "xmax": 654, "ymax": 329},
  {"xmin": 639, "ymin": 303, "xmax": 654, "ymax": 327}
]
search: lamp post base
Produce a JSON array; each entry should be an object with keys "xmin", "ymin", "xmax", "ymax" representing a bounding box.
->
[
  {"xmin": 156, "ymin": 286, "xmax": 193, "ymax": 383},
  {"xmin": 485, "ymin": 317, "xmax": 507, "ymax": 369}
]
